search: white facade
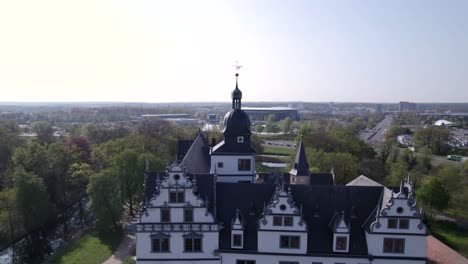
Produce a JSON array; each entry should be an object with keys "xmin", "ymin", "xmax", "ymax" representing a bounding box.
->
[
  {"xmin": 210, "ymin": 154, "xmax": 255, "ymax": 183},
  {"xmin": 137, "ymin": 164, "xmax": 221, "ymax": 263},
  {"xmin": 366, "ymin": 181, "xmax": 427, "ymax": 261},
  {"xmin": 137, "ymin": 171, "xmax": 427, "ymax": 264}
]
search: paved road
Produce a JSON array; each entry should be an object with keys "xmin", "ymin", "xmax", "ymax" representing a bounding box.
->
[
  {"xmin": 359, "ymin": 115, "xmax": 394, "ymax": 145},
  {"xmin": 262, "ymin": 140, "xmax": 296, "ymax": 149}
]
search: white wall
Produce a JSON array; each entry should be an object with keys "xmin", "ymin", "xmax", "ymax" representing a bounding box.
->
[
  {"xmin": 365, "ymin": 232, "xmax": 426, "ymax": 258},
  {"xmin": 210, "ymin": 155, "xmax": 254, "ymax": 176},
  {"xmin": 137, "ymin": 232, "xmax": 220, "ymax": 260}
]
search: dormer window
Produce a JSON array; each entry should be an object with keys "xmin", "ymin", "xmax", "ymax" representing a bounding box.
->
[
  {"xmin": 237, "ymin": 136, "xmax": 244, "ymax": 143},
  {"xmin": 232, "ymin": 233, "xmax": 243, "ymax": 248},
  {"xmin": 169, "ymin": 191, "xmax": 185, "ymax": 203},
  {"xmin": 335, "ymin": 236, "xmax": 348, "ymax": 251}
]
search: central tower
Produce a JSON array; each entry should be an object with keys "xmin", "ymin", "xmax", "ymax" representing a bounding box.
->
[{"xmin": 210, "ymin": 73, "xmax": 255, "ymax": 183}]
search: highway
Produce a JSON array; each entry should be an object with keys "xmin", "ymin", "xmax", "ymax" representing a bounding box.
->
[{"xmin": 359, "ymin": 114, "xmax": 394, "ymax": 145}]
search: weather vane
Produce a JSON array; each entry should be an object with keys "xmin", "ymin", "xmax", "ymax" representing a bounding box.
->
[{"xmin": 233, "ymin": 60, "xmax": 243, "ymax": 74}]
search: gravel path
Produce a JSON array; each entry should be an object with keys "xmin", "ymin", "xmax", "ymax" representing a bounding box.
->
[{"xmin": 102, "ymin": 233, "xmax": 135, "ymax": 264}]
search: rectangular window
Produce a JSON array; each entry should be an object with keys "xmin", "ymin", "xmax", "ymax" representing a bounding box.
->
[
  {"xmin": 236, "ymin": 260, "xmax": 255, "ymax": 264},
  {"xmin": 184, "ymin": 208, "xmax": 193, "ymax": 222},
  {"xmin": 383, "ymin": 238, "xmax": 405, "ymax": 253},
  {"xmin": 169, "ymin": 191, "xmax": 185, "ymax": 203},
  {"xmin": 283, "ymin": 216, "xmax": 293, "ymax": 226},
  {"xmin": 388, "ymin": 218, "xmax": 397, "ymax": 229},
  {"xmin": 335, "ymin": 236, "xmax": 347, "ymax": 250},
  {"xmin": 217, "ymin": 162, "xmax": 224, "ymax": 168},
  {"xmin": 151, "ymin": 238, "xmax": 170, "ymax": 252},
  {"xmin": 184, "ymin": 238, "xmax": 202, "ymax": 252},
  {"xmin": 232, "ymin": 234, "xmax": 242, "ymax": 247},
  {"xmin": 161, "ymin": 208, "xmax": 170, "ymax": 222},
  {"xmin": 238, "ymin": 159, "xmax": 251, "ymax": 171},
  {"xmin": 399, "ymin": 219, "xmax": 409, "ymax": 229},
  {"xmin": 280, "ymin": 235, "xmax": 300, "ymax": 249},
  {"xmin": 273, "ymin": 216, "xmax": 282, "ymax": 226}
]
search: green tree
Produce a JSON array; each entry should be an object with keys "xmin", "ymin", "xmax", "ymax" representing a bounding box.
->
[
  {"xmin": 0, "ymin": 120, "xmax": 22, "ymax": 177},
  {"xmin": 0, "ymin": 188, "xmax": 20, "ymax": 248},
  {"xmin": 14, "ymin": 168, "xmax": 49, "ymax": 232},
  {"xmin": 413, "ymin": 126, "xmax": 450, "ymax": 155},
  {"xmin": 386, "ymin": 159, "xmax": 409, "ymax": 186},
  {"xmin": 256, "ymin": 124, "xmax": 265, "ymax": 133},
  {"xmin": 32, "ymin": 122, "xmax": 55, "ymax": 146},
  {"xmin": 280, "ymin": 117, "xmax": 293, "ymax": 133},
  {"xmin": 87, "ymin": 169, "xmax": 122, "ymax": 230},
  {"xmin": 416, "ymin": 176, "xmax": 450, "ymax": 217}
]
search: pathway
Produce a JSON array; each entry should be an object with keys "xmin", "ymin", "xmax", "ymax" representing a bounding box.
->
[{"xmin": 102, "ymin": 223, "xmax": 137, "ymax": 264}]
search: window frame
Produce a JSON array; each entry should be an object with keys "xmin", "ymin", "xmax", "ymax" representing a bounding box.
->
[
  {"xmin": 184, "ymin": 208, "xmax": 193, "ymax": 222},
  {"xmin": 273, "ymin": 216, "xmax": 282, "ymax": 226},
  {"xmin": 388, "ymin": 218, "xmax": 397, "ymax": 229},
  {"xmin": 232, "ymin": 234, "xmax": 243, "ymax": 247},
  {"xmin": 279, "ymin": 235, "xmax": 300, "ymax": 249},
  {"xmin": 169, "ymin": 190, "xmax": 185, "ymax": 203},
  {"xmin": 238, "ymin": 159, "xmax": 251, "ymax": 171},
  {"xmin": 335, "ymin": 236, "xmax": 348, "ymax": 251},
  {"xmin": 236, "ymin": 260, "xmax": 255, "ymax": 264},
  {"xmin": 283, "ymin": 216, "xmax": 293, "ymax": 226},
  {"xmin": 160, "ymin": 208, "xmax": 170, "ymax": 223},
  {"xmin": 383, "ymin": 238, "xmax": 405, "ymax": 253},
  {"xmin": 399, "ymin": 219, "xmax": 409, "ymax": 229}
]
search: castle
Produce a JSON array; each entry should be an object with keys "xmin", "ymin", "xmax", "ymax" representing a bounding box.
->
[{"xmin": 136, "ymin": 74, "xmax": 427, "ymax": 264}]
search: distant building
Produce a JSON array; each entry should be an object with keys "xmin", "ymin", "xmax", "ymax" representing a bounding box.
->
[
  {"xmin": 242, "ymin": 106, "xmax": 299, "ymax": 121},
  {"xmin": 434, "ymin": 119, "xmax": 454, "ymax": 126},
  {"xmin": 399, "ymin": 101, "xmax": 417, "ymax": 112}
]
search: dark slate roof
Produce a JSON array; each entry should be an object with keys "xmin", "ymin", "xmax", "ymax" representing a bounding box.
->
[
  {"xmin": 215, "ymin": 183, "xmax": 276, "ymax": 250},
  {"xmin": 211, "ymin": 139, "xmax": 255, "ymax": 155},
  {"xmin": 290, "ymin": 140, "xmax": 310, "ymax": 176},
  {"xmin": 222, "ymin": 109, "xmax": 251, "ymax": 137},
  {"xmin": 177, "ymin": 140, "xmax": 193, "ymax": 163},
  {"xmin": 290, "ymin": 185, "xmax": 383, "ymax": 255},
  {"xmin": 181, "ymin": 133, "xmax": 211, "ymax": 174},
  {"xmin": 310, "ymin": 172, "xmax": 335, "ymax": 186}
]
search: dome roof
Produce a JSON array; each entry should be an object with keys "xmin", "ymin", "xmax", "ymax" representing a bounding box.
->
[
  {"xmin": 232, "ymin": 87, "xmax": 242, "ymax": 100},
  {"xmin": 223, "ymin": 109, "xmax": 251, "ymax": 136}
]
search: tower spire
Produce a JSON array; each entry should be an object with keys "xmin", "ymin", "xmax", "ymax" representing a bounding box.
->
[{"xmin": 231, "ymin": 73, "xmax": 242, "ymax": 110}]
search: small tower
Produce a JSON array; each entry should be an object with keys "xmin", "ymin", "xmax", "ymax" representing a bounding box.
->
[
  {"xmin": 289, "ymin": 140, "xmax": 311, "ymax": 185},
  {"xmin": 210, "ymin": 73, "xmax": 255, "ymax": 183}
]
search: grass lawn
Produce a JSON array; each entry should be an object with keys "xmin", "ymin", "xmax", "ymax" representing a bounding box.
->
[
  {"xmin": 50, "ymin": 228, "xmax": 123, "ymax": 264},
  {"xmin": 262, "ymin": 146, "xmax": 295, "ymax": 156},
  {"xmin": 445, "ymin": 208, "xmax": 468, "ymax": 220},
  {"xmin": 431, "ymin": 220, "xmax": 468, "ymax": 258}
]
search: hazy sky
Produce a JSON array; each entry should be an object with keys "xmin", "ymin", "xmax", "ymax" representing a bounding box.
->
[{"xmin": 1, "ymin": 0, "xmax": 467, "ymax": 103}]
